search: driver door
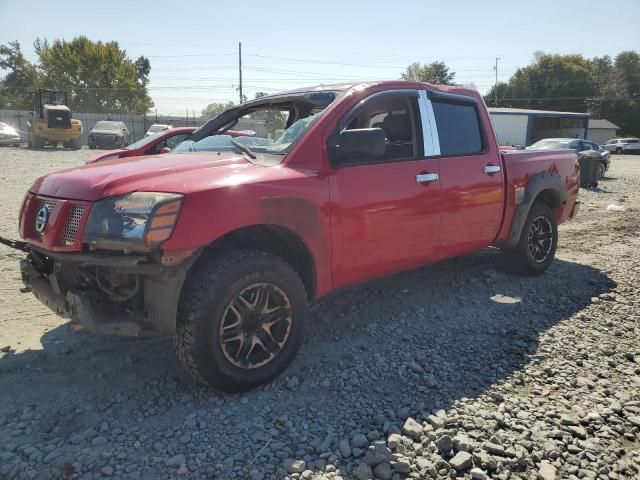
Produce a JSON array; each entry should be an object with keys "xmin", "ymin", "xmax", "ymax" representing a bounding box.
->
[{"xmin": 329, "ymin": 90, "xmax": 442, "ymax": 289}]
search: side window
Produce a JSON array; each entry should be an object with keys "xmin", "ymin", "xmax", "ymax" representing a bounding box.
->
[
  {"xmin": 146, "ymin": 140, "xmax": 166, "ymax": 155},
  {"xmin": 568, "ymin": 141, "xmax": 580, "ymax": 151},
  {"xmin": 343, "ymin": 95, "xmax": 420, "ymax": 162},
  {"xmin": 431, "ymin": 101, "xmax": 483, "ymax": 156},
  {"xmin": 165, "ymin": 134, "xmax": 189, "ymax": 149}
]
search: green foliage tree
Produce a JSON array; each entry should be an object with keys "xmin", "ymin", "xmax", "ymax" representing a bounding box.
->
[
  {"xmin": 598, "ymin": 51, "xmax": 640, "ymax": 136},
  {"xmin": 401, "ymin": 61, "xmax": 456, "ymax": 85},
  {"xmin": 201, "ymin": 100, "xmax": 235, "ymax": 120},
  {"xmin": 485, "ymin": 51, "xmax": 640, "ymax": 135},
  {"xmin": 0, "ymin": 37, "xmax": 153, "ymax": 114},
  {"xmin": 0, "ymin": 41, "xmax": 42, "ymax": 109},
  {"xmin": 485, "ymin": 54, "xmax": 597, "ymax": 112}
]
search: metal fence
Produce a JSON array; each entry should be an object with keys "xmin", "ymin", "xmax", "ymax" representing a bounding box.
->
[
  {"xmin": 1, "ymin": 109, "xmax": 273, "ymax": 146},
  {"xmin": 0, "ymin": 110, "xmax": 146, "ymax": 146}
]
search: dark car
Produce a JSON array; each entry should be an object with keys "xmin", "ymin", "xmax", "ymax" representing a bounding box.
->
[
  {"xmin": 527, "ymin": 138, "xmax": 610, "ymax": 178},
  {"xmin": 88, "ymin": 120, "xmax": 130, "ymax": 149}
]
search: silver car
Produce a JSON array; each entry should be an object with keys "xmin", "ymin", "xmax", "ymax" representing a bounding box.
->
[
  {"xmin": 0, "ymin": 122, "xmax": 21, "ymax": 146},
  {"xmin": 602, "ymin": 138, "xmax": 640, "ymax": 154}
]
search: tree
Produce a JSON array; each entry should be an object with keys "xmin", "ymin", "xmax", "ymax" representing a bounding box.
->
[
  {"xmin": 0, "ymin": 37, "xmax": 153, "ymax": 114},
  {"xmin": 484, "ymin": 54, "xmax": 596, "ymax": 112},
  {"xmin": 0, "ymin": 41, "xmax": 42, "ymax": 109},
  {"xmin": 599, "ymin": 51, "xmax": 640, "ymax": 135},
  {"xmin": 201, "ymin": 101, "xmax": 235, "ymax": 120},
  {"xmin": 484, "ymin": 51, "xmax": 640, "ymax": 135},
  {"xmin": 401, "ymin": 61, "xmax": 456, "ymax": 85}
]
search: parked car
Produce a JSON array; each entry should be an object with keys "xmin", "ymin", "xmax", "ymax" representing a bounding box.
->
[
  {"xmin": 602, "ymin": 138, "xmax": 640, "ymax": 154},
  {"xmin": 2, "ymin": 81, "xmax": 580, "ymax": 392},
  {"xmin": 0, "ymin": 122, "xmax": 21, "ymax": 146},
  {"xmin": 88, "ymin": 128, "xmax": 252, "ymax": 163},
  {"xmin": 88, "ymin": 127, "xmax": 196, "ymax": 163},
  {"xmin": 527, "ymin": 138, "xmax": 609, "ymax": 178},
  {"xmin": 88, "ymin": 120, "xmax": 130, "ymax": 149},
  {"xmin": 144, "ymin": 123, "xmax": 172, "ymax": 137}
]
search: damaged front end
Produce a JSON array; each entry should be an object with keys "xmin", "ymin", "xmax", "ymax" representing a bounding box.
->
[
  {"xmin": 6, "ymin": 190, "xmax": 197, "ymax": 336},
  {"xmin": 18, "ymin": 247, "xmax": 195, "ymax": 336}
]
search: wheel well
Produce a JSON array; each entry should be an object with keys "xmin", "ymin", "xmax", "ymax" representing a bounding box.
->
[
  {"xmin": 535, "ymin": 188, "xmax": 563, "ymax": 210},
  {"xmin": 205, "ymin": 225, "xmax": 316, "ymax": 300}
]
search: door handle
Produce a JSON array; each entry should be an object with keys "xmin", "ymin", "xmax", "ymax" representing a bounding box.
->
[
  {"xmin": 484, "ymin": 164, "xmax": 501, "ymax": 174},
  {"xmin": 416, "ymin": 173, "xmax": 439, "ymax": 184}
]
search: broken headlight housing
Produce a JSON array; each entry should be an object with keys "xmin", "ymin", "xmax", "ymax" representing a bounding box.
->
[{"xmin": 84, "ymin": 192, "xmax": 183, "ymax": 250}]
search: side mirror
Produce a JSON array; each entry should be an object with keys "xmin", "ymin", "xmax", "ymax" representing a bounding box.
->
[
  {"xmin": 335, "ymin": 128, "xmax": 386, "ymax": 162},
  {"xmin": 159, "ymin": 146, "xmax": 171, "ymax": 154}
]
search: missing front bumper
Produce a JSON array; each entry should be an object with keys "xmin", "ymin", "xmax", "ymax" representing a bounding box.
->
[{"xmin": 19, "ymin": 253, "xmax": 192, "ymax": 337}]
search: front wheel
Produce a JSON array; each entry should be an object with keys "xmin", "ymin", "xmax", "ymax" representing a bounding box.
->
[
  {"xmin": 615, "ymin": 147, "xmax": 623, "ymax": 154},
  {"xmin": 502, "ymin": 201, "xmax": 558, "ymax": 275},
  {"xmin": 597, "ymin": 162, "xmax": 605, "ymax": 179},
  {"xmin": 175, "ymin": 250, "xmax": 308, "ymax": 392}
]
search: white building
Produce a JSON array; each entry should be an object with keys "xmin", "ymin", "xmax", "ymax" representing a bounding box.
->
[
  {"xmin": 489, "ymin": 108, "xmax": 590, "ymax": 147},
  {"xmin": 587, "ymin": 119, "xmax": 620, "ymax": 145}
]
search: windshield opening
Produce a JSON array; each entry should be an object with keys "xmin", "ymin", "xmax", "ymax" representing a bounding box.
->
[{"xmin": 176, "ymin": 91, "xmax": 339, "ymax": 164}]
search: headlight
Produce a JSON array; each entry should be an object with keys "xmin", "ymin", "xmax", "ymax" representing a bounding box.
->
[{"xmin": 83, "ymin": 192, "xmax": 183, "ymax": 250}]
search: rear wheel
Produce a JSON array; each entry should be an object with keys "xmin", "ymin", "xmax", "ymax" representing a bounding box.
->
[
  {"xmin": 69, "ymin": 138, "xmax": 81, "ymax": 150},
  {"xmin": 502, "ymin": 201, "xmax": 558, "ymax": 275},
  {"xmin": 174, "ymin": 250, "xmax": 308, "ymax": 392}
]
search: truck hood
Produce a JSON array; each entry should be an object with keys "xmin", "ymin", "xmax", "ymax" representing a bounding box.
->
[{"xmin": 30, "ymin": 152, "xmax": 252, "ymax": 201}]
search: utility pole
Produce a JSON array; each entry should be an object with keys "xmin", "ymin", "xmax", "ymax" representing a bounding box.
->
[
  {"xmin": 238, "ymin": 42, "xmax": 243, "ymax": 104},
  {"xmin": 494, "ymin": 57, "xmax": 500, "ymax": 106}
]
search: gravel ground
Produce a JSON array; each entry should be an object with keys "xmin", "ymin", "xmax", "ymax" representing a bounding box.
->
[{"xmin": 0, "ymin": 147, "xmax": 638, "ymax": 480}]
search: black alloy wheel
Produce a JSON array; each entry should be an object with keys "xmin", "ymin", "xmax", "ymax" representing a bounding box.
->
[
  {"xmin": 219, "ymin": 283, "xmax": 293, "ymax": 369},
  {"xmin": 527, "ymin": 215, "xmax": 554, "ymax": 264}
]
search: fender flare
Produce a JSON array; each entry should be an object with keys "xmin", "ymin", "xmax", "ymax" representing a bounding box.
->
[{"xmin": 503, "ymin": 172, "xmax": 566, "ymax": 248}]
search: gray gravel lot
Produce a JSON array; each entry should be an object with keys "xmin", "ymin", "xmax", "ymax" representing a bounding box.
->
[{"xmin": 0, "ymin": 147, "xmax": 639, "ymax": 480}]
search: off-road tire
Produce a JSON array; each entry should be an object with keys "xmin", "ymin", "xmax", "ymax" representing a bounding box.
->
[
  {"xmin": 502, "ymin": 201, "xmax": 558, "ymax": 276},
  {"xmin": 174, "ymin": 250, "xmax": 308, "ymax": 392},
  {"xmin": 31, "ymin": 135, "xmax": 44, "ymax": 149}
]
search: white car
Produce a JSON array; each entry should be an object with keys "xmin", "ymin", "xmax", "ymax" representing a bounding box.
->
[
  {"xmin": 144, "ymin": 124, "xmax": 173, "ymax": 137},
  {"xmin": 602, "ymin": 138, "xmax": 640, "ymax": 154},
  {"xmin": 0, "ymin": 122, "xmax": 21, "ymax": 146}
]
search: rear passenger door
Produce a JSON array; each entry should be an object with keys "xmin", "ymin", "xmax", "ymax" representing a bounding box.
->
[{"xmin": 430, "ymin": 92, "xmax": 505, "ymax": 256}]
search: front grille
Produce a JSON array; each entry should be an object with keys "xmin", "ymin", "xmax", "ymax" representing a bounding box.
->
[
  {"xmin": 47, "ymin": 110, "xmax": 71, "ymax": 129},
  {"xmin": 61, "ymin": 205, "xmax": 85, "ymax": 245},
  {"xmin": 36, "ymin": 199, "xmax": 58, "ymax": 218},
  {"xmin": 25, "ymin": 195, "xmax": 88, "ymax": 249}
]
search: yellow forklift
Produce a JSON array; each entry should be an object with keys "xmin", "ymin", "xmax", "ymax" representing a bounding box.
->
[{"xmin": 27, "ymin": 90, "xmax": 83, "ymax": 149}]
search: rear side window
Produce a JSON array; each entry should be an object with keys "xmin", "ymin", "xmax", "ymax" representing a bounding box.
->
[{"xmin": 432, "ymin": 101, "xmax": 483, "ymax": 156}]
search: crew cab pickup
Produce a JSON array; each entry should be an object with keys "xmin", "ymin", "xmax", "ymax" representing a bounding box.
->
[{"xmin": 2, "ymin": 81, "xmax": 580, "ymax": 392}]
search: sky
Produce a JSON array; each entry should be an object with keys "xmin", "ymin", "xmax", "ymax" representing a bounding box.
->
[{"xmin": 1, "ymin": 0, "xmax": 639, "ymax": 115}]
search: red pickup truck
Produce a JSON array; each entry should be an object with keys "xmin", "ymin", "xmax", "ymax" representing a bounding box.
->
[{"xmin": 3, "ymin": 81, "xmax": 580, "ymax": 391}]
